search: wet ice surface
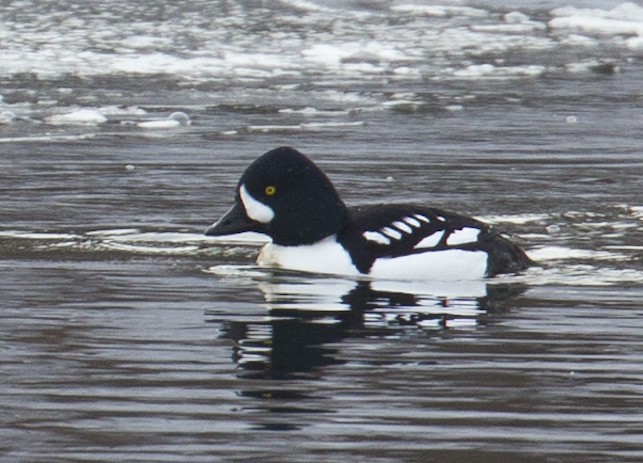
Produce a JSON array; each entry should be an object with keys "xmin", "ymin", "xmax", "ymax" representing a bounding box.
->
[{"xmin": 1, "ymin": 1, "xmax": 642, "ymax": 462}]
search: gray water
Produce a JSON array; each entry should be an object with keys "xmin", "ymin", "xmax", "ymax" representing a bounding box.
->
[{"xmin": 1, "ymin": 1, "xmax": 642, "ymax": 462}]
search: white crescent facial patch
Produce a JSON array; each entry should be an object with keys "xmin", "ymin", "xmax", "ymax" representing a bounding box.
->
[{"xmin": 239, "ymin": 184, "xmax": 275, "ymax": 223}]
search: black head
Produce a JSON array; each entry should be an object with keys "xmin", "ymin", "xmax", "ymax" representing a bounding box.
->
[{"xmin": 205, "ymin": 147, "xmax": 349, "ymax": 245}]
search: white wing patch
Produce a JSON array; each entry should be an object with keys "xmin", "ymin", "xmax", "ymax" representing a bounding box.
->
[
  {"xmin": 363, "ymin": 213, "xmax": 442, "ymax": 247},
  {"xmin": 393, "ymin": 221, "xmax": 413, "ymax": 234},
  {"xmin": 381, "ymin": 226, "xmax": 402, "ymax": 240},
  {"xmin": 415, "ymin": 231, "xmax": 443, "ymax": 249},
  {"xmin": 403, "ymin": 216, "xmax": 421, "ymax": 228},
  {"xmin": 363, "ymin": 231, "xmax": 391, "ymax": 245},
  {"xmin": 446, "ymin": 227, "xmax": 480, "ymax": 245}
]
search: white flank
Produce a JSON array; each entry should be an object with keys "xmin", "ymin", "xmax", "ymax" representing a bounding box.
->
[
  {"xmin": 363, "ymin": 231, "xmax": 391, "ymax": 245},
  {"xmin": 415, "ymin": 231, "xmax": 443, "ymax": 249},
  {"xmin": 381, "ymin": 227, "xmax": 403, "ymax": 240},
  {"xmin": 370, "ymin": 249, "xmax": 488, "ymax": 281},
  {"xmin": 255, "ymin": 236, "xmax": 489, "ymax": 281},
  {"xmin": 403, "ymin": 216, "xmax": 421, "ymax": 228},
  {"xmin": 257, "ymin": 236, "xmax": 359, "ymax": 276},
  {"xmin": 446, "ymin": 227, "xmax": 480, "ymax": 245},
  {"xmin": 393, "ymin": 221, "xmax": 413, "ymax": 234},
  {"xmin": 239, "ymin": 184, "xmax": 274, "ymax": 223}
]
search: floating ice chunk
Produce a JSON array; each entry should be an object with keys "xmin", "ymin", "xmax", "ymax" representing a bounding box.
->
[
  {"xmin": 123, "ymin": 35, "xmax": 173, "ymax": 49},
  {"xmin": 481, "ymin": 213, "xmax": 550, "ymax": 225},
  {"xmin": 549, "ymin": 3, "xmax": 643, "ymax": 36},
  {"xmin": 300, "ymin": 121, "xmax": 364, "ymax": 129},
  {"xmin": 98, "ymin": 105, "xmax": 147, "ymax": 116},
  {"xmin": 247, "ymin": 124, "xmax": 302, "ymax": 132},
  {"xmin": 47, "ymin": 109, "xmax": 107, "ymax": 125},
  {"xmin": 471, "ymin": 11, "xmax": 547, "ymax": 34},
  {"xmin": 549, "ymin": 16, "xmax": 643, "ymax": 36},
  {"xmin": 392, "ymin": 4, "xmax": 488, "ymax": 17},
  {"xmin": 445, "ymin": 104, "xmax": 464, "ymax": 112},
  {"xmin": 454, "ymin": 64, "xmax": 495, "ymax": 77},
  {"xmin": 560, "ymin": 34, "xmax": 600, "ymax": 47},
  {"xmin": 0, "ymin": 111, "xmax": 17, "ymax": 124},
  {"xmin": 137, "ymin": 112, "xmax": 191, "ymax": 129},
  {"xmin": 626, "ymin": 36, "xmax": 643, "ymax": 50},
  {"xmin": 302, "ymin": 44, "xmax": 347, "ymax": 66},
  {"xmin": 278, "ymin": 107, "xmax": 349, "ymax": 117},
  {"xmin": 551, "ymin": 2, "xmax": 643, "ymax": 21},
  {"xmin": 528, "ymin": 246, "xmax": 628, "ymax": 261},
  {"xmin": 280, "ymin": 0, "xmax": 334, "ymax": 12},
  {"xmin": 565, "ymin": 60, "xmax": 619, "ymax": 75},
  {"xmin": 454, "ymin": 64, "xmax": 545, "ymax": 78},
  {"xmin": 505, "ymin": 11, "xmax": 530, "ymax": 23}
]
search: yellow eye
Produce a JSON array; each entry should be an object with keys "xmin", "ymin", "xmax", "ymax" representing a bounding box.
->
[{"xmin": 265, "ymin": 185, "xmax": 277, "ymax": 196}]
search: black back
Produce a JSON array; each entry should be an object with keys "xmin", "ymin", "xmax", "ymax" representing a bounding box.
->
[{"xmin": 337, "ymin": 204, "xmax": 533, "ymax": 276}]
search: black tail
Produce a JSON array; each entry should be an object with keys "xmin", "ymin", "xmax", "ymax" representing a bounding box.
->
[{"xmin": 482, "ymin": 232, "xmax": 535, "ymax": 277}]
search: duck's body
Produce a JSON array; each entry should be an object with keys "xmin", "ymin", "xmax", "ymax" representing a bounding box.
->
[{"xmin": 205, "ymin": 147, "xmax": 533, "ymax": 280}]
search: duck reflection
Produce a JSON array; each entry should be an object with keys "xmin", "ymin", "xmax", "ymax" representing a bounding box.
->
[{"xmin": 215, "ymin": 275, "xmax": 525, "ymax": 380}]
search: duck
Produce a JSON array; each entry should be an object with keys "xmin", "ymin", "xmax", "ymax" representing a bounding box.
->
[{"xmin": 204, "ymin": 146, "xmax": 533, "ymax": 280}]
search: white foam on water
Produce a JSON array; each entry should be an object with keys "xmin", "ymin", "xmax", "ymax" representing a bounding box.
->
[
  {"xmin": 100, "ymin": 241, "xmax": 201, "ymax": 255},
  {"xmin": 0, "ymin": 229, "xmax": 268, "ymax": 258},
  {"xmin": 246, "ymin": 124, "xmax": 303, "ymax": 133},
  {"xmin": 453, "ymin": 64, "xmax": 546, "ymax": 79},
  {"xmin": 278, "ymin": 107, "xmax": 350, "ymax": 117},
  {"xmin": 88, "ymin": 229, "xmax": 268, "ymax": 246},
  {"xmin": 203, "ymin": 265, "xmax": 268, "ymax": 279},
  {"xmin": 480, "ymin": 213, "xmax": 550, "ymax": 225},
  {"xmin": 528, "ymin": 246, "xmax": 629, "ymax": 262},
  {"xmin": 246, "ymin": 121, "xmax": 364, "ymax": 133},
  {"xmin": 392, "ymin": 4, "xmax": 489, "ymax": 18},
  {"xmin": 280, "ymin": 0, "xmax": 335, "ymax": 13},
  {"xmin": 300, "ymin": 121, "xmax": 364, "ymax": 129},
  {"xmin": 0, "ymin": 134, "xmax": 98, "ymax": 143},
  {"xmin": 496, "ymin": 264, "xmax": 643, "ymax": 287},
  {"xmin": 0, "ymin": 230, "xmax": 82, "ymax": 240},
  {"xmin": 85, "ymin": 228, "xmax": 142, "ymax": 237}
]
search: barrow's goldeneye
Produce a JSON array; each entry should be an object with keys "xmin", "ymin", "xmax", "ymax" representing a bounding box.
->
[{"xmin": 205, "ymin": 147, "xmax": 533, "ymax": 280}]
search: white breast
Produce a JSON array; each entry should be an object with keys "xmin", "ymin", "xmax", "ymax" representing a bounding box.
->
[{"xmin": 257, "ymin": 236, "xmax": 360, "ymax": 276}]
